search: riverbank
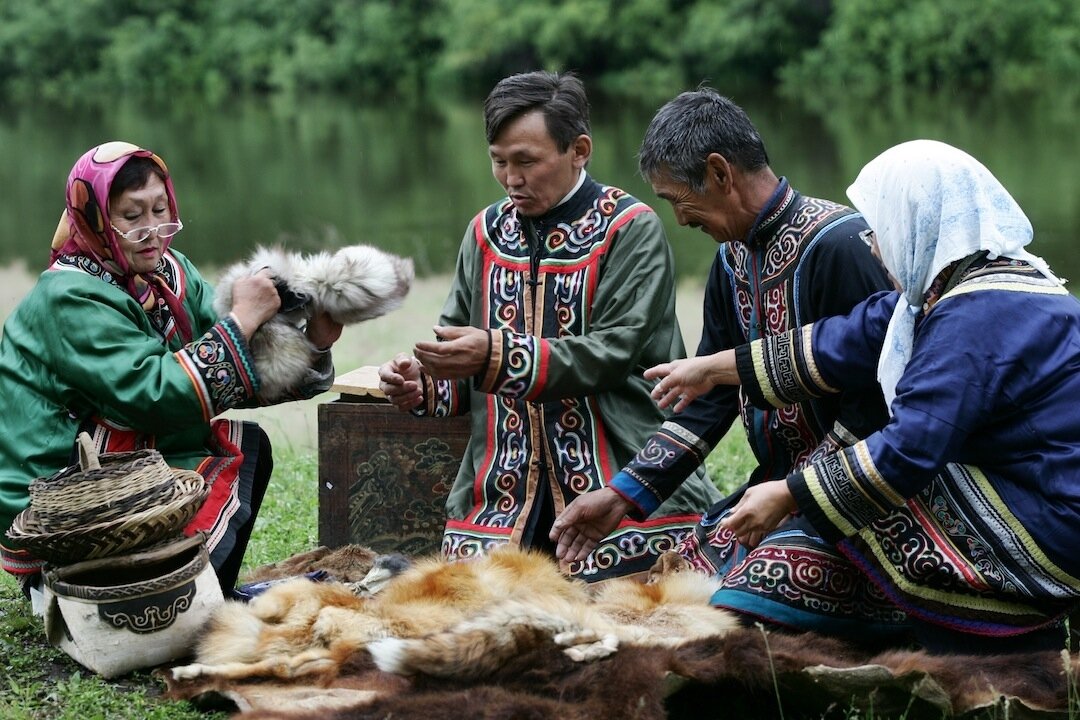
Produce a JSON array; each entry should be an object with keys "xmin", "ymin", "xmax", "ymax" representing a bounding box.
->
[{"xmin": 0, "ymin": 263, "xmax": 706, "ymax": 453}]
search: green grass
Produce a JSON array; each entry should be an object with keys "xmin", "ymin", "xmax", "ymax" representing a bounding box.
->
[{"xmin": 0, "ymin": 430, "xmax": 754, "ymax": 718}]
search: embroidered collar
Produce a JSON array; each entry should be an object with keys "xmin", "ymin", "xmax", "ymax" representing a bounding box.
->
[
  {"xmin": 923, "ymin": 252, "xmax": 1040, "ymax": 312},
  {"xmin": 743, "ymin": 177, "xmax": 796, "ymax": 248},
  {"xmin": 521, "ymin": 174, "xmax": 601, "ymax": 229}
]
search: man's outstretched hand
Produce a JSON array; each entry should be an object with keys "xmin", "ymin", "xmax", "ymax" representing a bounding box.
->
[
  {"xmin": 550, "ymin": 487, "xmax": 633, "ymax": 563},
  {"xmin": 413, "ymin": 325, "xmax": 489, "ymax": 380}
]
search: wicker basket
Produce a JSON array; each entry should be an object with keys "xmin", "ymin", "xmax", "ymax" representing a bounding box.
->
[
  {"xmin": 8, "ymin": 469, "xmax": 210, "ymax": 566},
  {"xmin": 29, "ymin": 436, "xmax": 178, "ymax": 531}
]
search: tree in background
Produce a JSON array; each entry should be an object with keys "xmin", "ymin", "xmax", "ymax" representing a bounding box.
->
[
  {"xmin": 0, "ymin": 0, "xmax": 1074, "ymax": 104},
  {"xmin": 785, "ymin": 0, "xmax": 1080, "ymax": 94}
]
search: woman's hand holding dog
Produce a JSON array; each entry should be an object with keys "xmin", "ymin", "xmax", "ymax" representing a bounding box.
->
[{"xmin": 229, "ymin": 269, "xmax": 281, "ymax": 340}]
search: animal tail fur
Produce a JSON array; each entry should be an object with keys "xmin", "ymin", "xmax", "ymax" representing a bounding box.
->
[
  {"xmin": 300, "ymin": 245, "xmax": 414, "ymax": 325},
  {"xmin": 193, "ymin": 601, "xmax": 271, "ymax": 666}
]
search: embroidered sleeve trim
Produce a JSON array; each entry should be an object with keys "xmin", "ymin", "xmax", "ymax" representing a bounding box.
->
[
  {"xmin": 790, "ymin": 439, "xmax": 899, "ymax": 541},
  {"xmin": 616, "ymin": 421, "xmax": 710, "ymax": 517},
  {"xmin": 483, "ymin": 331, "xmax": 542, "ymax": 399},
  {"xmin": 476, "ymin": 329, "xmax": 503, "ymax": 394},
  {"xmin": 738, "ymin": 325, "xmax": 838, "ymax": 409},
  {"xmin": 422, "ymin": 373, "xmax": 460, "ymax": 418},
  {"xmin": 175, "ymin": 315, "xmax": 257, "ymax": 421},
  {"xmin": 607, "ymin": 471, "xmax": 652, "ymax": 519}
]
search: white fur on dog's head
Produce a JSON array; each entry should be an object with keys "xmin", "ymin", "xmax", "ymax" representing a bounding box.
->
[
  {"xmin": 213, "ymin": 246, "xmax": 305, "ymax": 317},
  {"xmin": 298, "ymin": 245, "xmax": 414, "ymax": 325},
  {"xmin": 212, "ymin": 243, "xmax": 413, "ymax": 402}
]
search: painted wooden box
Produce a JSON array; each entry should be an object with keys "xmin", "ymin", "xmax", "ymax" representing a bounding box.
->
[{"xmin": 318, "ymin": 367, "xmax": 470, "ymax": 556}]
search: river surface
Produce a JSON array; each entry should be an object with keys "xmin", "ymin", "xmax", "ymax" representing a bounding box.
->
[{"xmin": 1, "ymin": 88, "xmax": 1076, "ymax": 282}]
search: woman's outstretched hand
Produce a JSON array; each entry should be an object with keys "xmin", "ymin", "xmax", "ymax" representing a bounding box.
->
[
  {"xmin": 718, "ymin": 479, "xmax": 797, "ymax": 547},
  {"xmin": 645, "ymin": 349, "xmax": 738, "ymax": 413}
]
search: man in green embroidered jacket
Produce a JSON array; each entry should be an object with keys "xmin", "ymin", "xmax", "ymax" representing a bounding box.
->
[{"xmin": 378, "ymin": 71, "xmax": 720, "ymax": 582}]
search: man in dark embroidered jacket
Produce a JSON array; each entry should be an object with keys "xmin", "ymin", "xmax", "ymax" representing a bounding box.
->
[
  {"xmin": 378, "ymin": 72, "xmax": 720, "ymax": 582},
  {"xmin": 552, "ymin": 89, "xmax": 906, "ymax": 639}
]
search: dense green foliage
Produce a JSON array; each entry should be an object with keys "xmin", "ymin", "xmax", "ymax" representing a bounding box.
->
[
  {"xmin": 785, "ymin": 0, "xmax": 1080, "ymax": 94},
  {"xmin": 0, "ymin": 0, "xmax": 1075, "ymax": 104}
]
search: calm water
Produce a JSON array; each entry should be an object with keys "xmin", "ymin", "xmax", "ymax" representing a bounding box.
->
[{"xmin": 1, "ymin": 88, "xmax": 1076, "ymax": 283}]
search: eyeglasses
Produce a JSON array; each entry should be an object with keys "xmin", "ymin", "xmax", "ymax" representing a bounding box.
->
[{"xmin": 110, "ymin": 220, "xmax": 184, "ymax": 244}]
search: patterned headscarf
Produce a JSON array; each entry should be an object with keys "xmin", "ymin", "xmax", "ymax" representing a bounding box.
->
[
  {"xmin": 50, "ymin": 141, "xmax": 192, "ymax": 341},
  {"xmin": 846, "ymin": 139, "xmax": 1060, "ymax": 410}
]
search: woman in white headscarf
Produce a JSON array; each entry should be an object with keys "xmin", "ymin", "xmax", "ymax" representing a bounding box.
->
[{"xmin": 647, "ymin": 140, "xmax": 1080, "ymax": 652}]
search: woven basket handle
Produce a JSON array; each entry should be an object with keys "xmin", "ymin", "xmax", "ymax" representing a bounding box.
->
[{"xmin": 76, "ymin": 432, "xmax": 101, "ymax": 471}]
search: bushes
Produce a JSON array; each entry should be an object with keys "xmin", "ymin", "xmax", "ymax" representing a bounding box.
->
[
  {"xmin": 784, "ymin": 0, "xmax": 1080, "ymax": 94},
  {"xmin": 0, "ymin": 0, "xmax": 1074, "ymax": 103}
]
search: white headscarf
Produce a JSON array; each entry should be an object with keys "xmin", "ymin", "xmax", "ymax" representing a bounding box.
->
[{"xmin": 845, "ymin": 139, "xmax": 1061, "ymax": 411}]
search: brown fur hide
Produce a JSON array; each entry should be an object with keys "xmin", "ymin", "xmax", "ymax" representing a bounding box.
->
[
  {"xmin": 162, "ymin": 631, "xmax": 1078, "ymax": 719},
  {"xmin": 162, "ymin": 547, "xmax": 1078, "ymax": 718},
  {"xmin": 241, "ymin": 545, "xmax": 379, "ymax": 584}
]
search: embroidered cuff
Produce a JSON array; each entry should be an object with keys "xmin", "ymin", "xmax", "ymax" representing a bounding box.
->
[
  {"xmin": 789, "ymin": 441, "xmax": 899, "ymax": 543},
  {"xmin": 420, "ymin": 373, "xmax": 462, "ymax": 417},
  {"xmin": 738, "ymin": 325, "xmax": 838, "ymax": 409},
  {"xmin": 609, "ymin": 470, "xmax": 660, "ymax": 519},
  {"xmin": 475, "ymin": 329, "xmax": 506, "ymax": 394},
  {"xmin": 479, "ymin": 330, "xmax": 546, "ymax": 399},
  {"xmin": 175, "ymin": 316, "xmax": 258, "ymax": 420},
  {"xmin": 472, "ymin": 328, "xmax": 493, "ymax": 386}
]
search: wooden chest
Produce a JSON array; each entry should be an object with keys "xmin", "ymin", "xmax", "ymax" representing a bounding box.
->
[{"xmin": 317, "ymin": 367, "xmax": 470, "ymax": 556}]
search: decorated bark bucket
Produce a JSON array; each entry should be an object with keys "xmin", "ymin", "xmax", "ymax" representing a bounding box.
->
[{"xmin": 42, "ymin": 532, "xmax": 223, "ymax": 678}]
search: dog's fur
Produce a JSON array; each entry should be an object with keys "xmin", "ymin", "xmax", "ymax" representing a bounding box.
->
[
  {"xmin": 213, "ymin": 245, "xmax": 413, "ymax": 401},
  {"xmin": 172, "ymin": 547, "xmax": 737, "ymax": 685}
]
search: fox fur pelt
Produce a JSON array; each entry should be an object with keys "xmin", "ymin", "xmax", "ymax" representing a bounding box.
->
[
  {"xmin": 170, "ymin": 547, "xmax": 737, "ymax": 686},
  {"xmin": 213, "ymin": 245, "xmax": 413, "ymax": 402},
  {"xmin": 164, "ymin": 547, "xmax": 1080, "ymax": 719}
]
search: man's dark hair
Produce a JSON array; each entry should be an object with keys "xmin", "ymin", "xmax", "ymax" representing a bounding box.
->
[
  {"xmin": 110, "ymin": 156, "xmax": 167, "ymax": 201},
  {"xmin": 638, "ymin": 88, "xmax": 769, "ymax": 192},
  {"xmin": 484, "ymin": 71, "xmax": 590, "ymax": 152}
]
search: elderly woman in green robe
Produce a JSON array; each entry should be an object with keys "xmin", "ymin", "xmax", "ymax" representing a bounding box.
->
[{"xmin": 0, "ymin": 141, "xmax": 342, "ymax": 598}]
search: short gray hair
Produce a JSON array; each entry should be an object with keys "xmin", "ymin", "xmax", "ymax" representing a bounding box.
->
[{"xmin": 638, "ymin": 88, "xmax": 769, "ymax": 192}]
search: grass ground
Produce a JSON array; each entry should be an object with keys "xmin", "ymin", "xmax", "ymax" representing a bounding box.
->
[{"xmin": 0, "ymin": 263, "xmax": 760, "ymax": 717}]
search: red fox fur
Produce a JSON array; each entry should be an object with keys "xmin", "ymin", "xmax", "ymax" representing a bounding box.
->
[{"xmin": 172, "ymin": 547, "xmax": 737, "ymax": 684}]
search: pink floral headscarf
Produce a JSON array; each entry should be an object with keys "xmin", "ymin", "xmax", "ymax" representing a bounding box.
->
[{"xmin": 50, "ymin": 141, "xmax": 192, "ymax": 341}]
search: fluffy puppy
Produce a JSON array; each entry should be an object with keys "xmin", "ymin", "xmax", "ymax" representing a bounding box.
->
[
  {"xmin": 213, "ymin": 244, "xmax": 413, "ymax": 402},
  {"xmin": 297, "ymin": 246, "xmax": 414, "ymax": 325}
]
